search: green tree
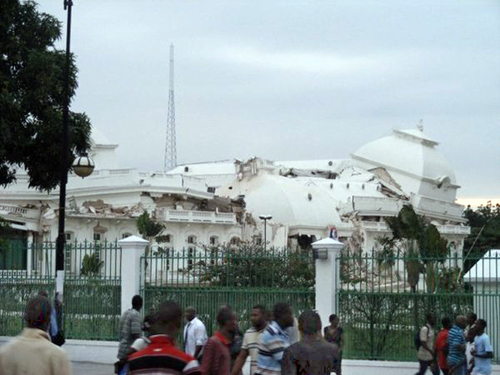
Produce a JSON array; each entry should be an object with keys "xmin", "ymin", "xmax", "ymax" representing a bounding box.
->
[
  {"xmin": 196, "ymin": 244, "xmax": 314, "ymax": 289},
  {"xmin": 463, "ymin": 202, "xmax": 500, "ymax": 273},
  {"xmin": 80, "ymin": 252, "xmax": 104, "ymax": 277},
  {"xmin": 136, "ymin": 212, "xmax": 166, "ymax": 254},
  {"xmin": 379, "ymin": 205, "xmax": 449, "ymax": 292},
  {"xmin": 0, "ymin": 0, "xmax": 91, "ymax": 190}
]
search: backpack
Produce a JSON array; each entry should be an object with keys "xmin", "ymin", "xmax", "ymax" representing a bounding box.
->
[{"xmin": 414, "ymin": 325, "xmax": 429, "ymax": 350}]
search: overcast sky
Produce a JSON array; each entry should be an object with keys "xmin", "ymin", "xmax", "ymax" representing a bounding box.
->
[{"xmin": 38, "ymin": 0, "xmax": 500, "ymax": 204}]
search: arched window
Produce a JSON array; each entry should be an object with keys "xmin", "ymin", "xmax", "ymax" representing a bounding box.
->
[
  {"xmin": 230, "ymin": 236, "xmax": 241, "ymax": 246},
  {"xmin": 187, "ymin": 235, "xmax": 197, "ymax": 269},
  {"xmin": 121, "ymin": 232, "xmax": 132, "ymax": 239},
  {"xmin": 209, "ymin": 236, "xmax": 219, "ymax": 246}
]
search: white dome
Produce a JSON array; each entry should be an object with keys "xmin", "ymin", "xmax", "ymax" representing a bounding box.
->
[
  {"xmin": 352, "ymin": 128, "xmax": 456, "ymax": 185},
  {"xmin": 220, "ymin": 173, "xmax": 341, "ymax": 228}
]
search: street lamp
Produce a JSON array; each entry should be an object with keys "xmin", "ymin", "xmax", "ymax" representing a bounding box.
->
[
  {"xmin": 55, "ymin": 0, "xmax": 94, "ymax": 326},
  {"xmin": 258, "ymin": 215, "xmax": 272, "ymax": 251}
]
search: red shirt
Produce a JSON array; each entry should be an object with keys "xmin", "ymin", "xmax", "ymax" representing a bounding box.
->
[
  {"xmin": 201, "ymin": 331, "xmax": 231, "ymax": 375},
  {"xmin": 435, "ymin": 328, "xmax": 450, "ymax": 369},
  {"xmin": 128, "ymin": 334, "xmax": 201, "ymax": 374}
]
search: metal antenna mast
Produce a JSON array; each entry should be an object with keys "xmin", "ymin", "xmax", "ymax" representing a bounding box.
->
[{"xmin": 164, "ymin": 43, "xmax": 177, "ymax": 172}]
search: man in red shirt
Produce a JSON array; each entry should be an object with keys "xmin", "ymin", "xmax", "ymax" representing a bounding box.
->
[
  {"xmin": 128, "ymin": 301, "xmax": 201, "ymax": 375},
  {"xmin": 435, "ymin": 316, "xmax": 453, "ymax": 375},
  {"xmin": 202, "ymin": 306, "xmax": 237, "ymax": 375}
]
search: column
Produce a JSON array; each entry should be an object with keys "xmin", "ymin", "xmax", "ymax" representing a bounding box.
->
[
  {"xmin": 118, "ymin": 235, "xmax": 149, "ymax": 316},
  {"xmin": 312, "ymin": 237, "xmax": 344, "ymax": 328}
]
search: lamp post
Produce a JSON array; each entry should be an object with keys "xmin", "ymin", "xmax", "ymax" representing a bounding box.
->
[
  {"xmin": 258, "ymin": 215, "xmax": 272, "ymax": 251},
  {"xmin": 55, "ymin": 0, "xmax": 94, "ymax": 325}
]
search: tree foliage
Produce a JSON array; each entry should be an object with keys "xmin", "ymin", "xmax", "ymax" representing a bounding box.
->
[
  {"xmin": 80, "ymin": 252, "xmax": 104, "ymax": 277},
  {"xmin": 463, "ymin": 202, "xmax": 500, "ymax": 272},
  {"xmin": 378, "ymin": 205, "xmax": 449, "ymax": 292},
  {"xmin": 0, "ymin": 0, "xmax": 91, "ymax": 190},
  {"xmin": 195, "ymin": 244, "xmax": 314, "ymax": 289},
  {"xmin": 136, "ymin": 212, "xmax": 165, "ymax": 241}
]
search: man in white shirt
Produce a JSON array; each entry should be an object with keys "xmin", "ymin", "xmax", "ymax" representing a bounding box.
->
[{"xmin": 184, "ymin": 306, "xmax": 208, "ymax": 361}]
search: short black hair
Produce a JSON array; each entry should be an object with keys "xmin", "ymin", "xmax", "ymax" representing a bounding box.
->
[
  {"xmin": 467, "ymin": 312, "xmax": 477, "ymax": 321},
  {"xmin": 157, "ymin": 301, "xmax": 182, "ymax": 324},
  {"xmin": 132, "ymin": 295, "xmax": 143, "ymax": 309},
  {"xmin": 273, "ymin": 302, "xmax": 291, "ymax": 321},
  {"xmin": 25, "ymin": 295, "xmax": 51, "ymax": 329},
  {"xmin": 441, "ymin": 316, "xmax": 452, "ymax": 329},
  {"xmin": 476, "ymin": 319, "xmax": 487, "ymax": 329},
  {"xmin": 144, "ymin": 311, "xmax": 160, "ymax": 331},
  {"xmin": 329, "ymin": 314, "xmax": 338, "ymax": 323},
  {"xmin": 217, "ymin": 306, "xmax": 234, "ymax": 327},
  {"xmin": 426, "ymin": 312, "xmax": 436, "ymax": 322},
  {"xmin": 299, "ymin": 310, "xmax": 322, "ymax": 335},
  {"xmin": 252, "ymin": 304, "xmax": 266, "ymax": 312}
]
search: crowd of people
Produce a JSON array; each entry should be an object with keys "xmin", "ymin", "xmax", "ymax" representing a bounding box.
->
[
  {"xmin": 0, "ymin": 293, "xmax": 495, "ymax": 375},
  {"xmin": 115, "ymin": 295, "xmax": 343, "ymax": 375},
  {"xmin": 416, "ymin": 312, "xmax": 494, "ymax": 375}
]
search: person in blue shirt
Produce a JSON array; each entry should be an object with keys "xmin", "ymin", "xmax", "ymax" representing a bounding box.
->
[
  {"xmin": 448, "ymin": 315, "xmax": 467, "ymax": 375},
  {"xmin": 472, "ymin": 319, "xmax": 493, "ymax": 375},
  {"xmin": 255, "ymin": 302, "xmax": 294, "ymax": 375}
]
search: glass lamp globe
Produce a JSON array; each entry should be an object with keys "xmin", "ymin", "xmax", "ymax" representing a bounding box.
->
[{"xmin": 72, "ymin": 154, "xmax": 95, "ymax": 178}]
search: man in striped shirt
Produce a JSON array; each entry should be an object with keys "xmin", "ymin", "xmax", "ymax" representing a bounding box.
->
[
  {"xmin": 231, "ymin": 305, "xmax": 269, "ymax": 375},
  {"xmin": 255, "ymin": 302, "xmax": 294, "ymax": 375},
  {"xmin": 448, "ymin": 315, "xmax": 467, "ymax": 375},
  {"xmin": 128, "ymin": 301, "xmax": 201, "ymax": 375}
]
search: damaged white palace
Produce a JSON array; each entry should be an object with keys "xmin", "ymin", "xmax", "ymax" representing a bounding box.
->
[{"xmin": 0, "ymin": 126, "xmax": 470, "ymax": 263}]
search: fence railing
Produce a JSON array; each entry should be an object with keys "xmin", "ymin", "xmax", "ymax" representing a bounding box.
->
[
  {"xmin": 141, "ymin": 245, "xmax": 316, "ymax": 343},
  {"xmin": 0, "ymin": 241, "xmax": 122, "ymax": 340},
  {"xmin": 338, "ymin": 249, "xmax": 500, "ymax": 363}
]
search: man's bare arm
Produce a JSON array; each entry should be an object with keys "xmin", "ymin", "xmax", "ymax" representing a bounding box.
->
[{"xmin": 231, "ymin": 349, "xmax": 249, "ymax": 375}]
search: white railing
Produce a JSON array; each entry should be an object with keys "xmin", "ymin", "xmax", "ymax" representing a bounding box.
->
[
  {"xmin": 352, "ymin": 196, "xmax": 403, "ymax": 214},
  {"xmin": 411, "ymin": 194, "xmax": 464, "ymax": 218},
  {"xmin": 0, "ymin": 204, "xmax": 39, "ymax": 220},
  {"xmin": 437, "ymin": 225, "xmax": 470, "ymax": 235},
  {"xmin": 362, "ymin": 221, "xmax": 390, "ymax": 232},
  {"xmin": 161, "ymin": 209, "xmax": 237, "ymax": 224}
]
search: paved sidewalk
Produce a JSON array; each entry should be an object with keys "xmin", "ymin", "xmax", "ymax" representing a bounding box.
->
[
  {"xmin": 73, "ymin": 362, "xmax": 113, "ymax": 375},
  {"xmin": 72, "ymin": 358, "xmax": 251, "ymax": 375}
]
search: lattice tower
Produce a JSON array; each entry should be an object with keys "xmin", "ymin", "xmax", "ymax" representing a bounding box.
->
[{"xmin": 164, "ymin": 43, "xmax": 177, "ymax": 172}]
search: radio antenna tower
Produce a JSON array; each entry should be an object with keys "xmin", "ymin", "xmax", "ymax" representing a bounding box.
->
[{"xmin": 164, "ymin": 43, "xmax": 177, "ymax": 172}]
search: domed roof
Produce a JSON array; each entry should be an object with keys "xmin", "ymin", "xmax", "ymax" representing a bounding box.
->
[
  {"xmin": 351, "ymin": 127, "xmax": 456, "ymax": 185},
  {"xmin": 219, "ymin": 173, "xmax": 341, "ymax": 228}
]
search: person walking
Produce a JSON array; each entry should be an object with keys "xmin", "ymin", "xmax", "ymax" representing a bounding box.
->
[
  {"xmin": 128, "ymin": 301, "xmax": 201, "ymax": 374},
  {"xmin": 448, "ymin": 315, "xmax": 467, "ymax": 375},
  {"xmin": 282, "ymin": 310, "xmax": 340, "ymax": 375},
  {"xmin": 324, "ymin": 314, "xmax": 344, "ymax": 374},
  {"xmin": 255, "ymin": 302, "xmax": 294, "ymax": 375},
  {"xmin": 231, "ymin": 305, "xmax": 269, "ymax": 375},
  {"xmin": 116, "ymin": 295, "xmax": 143, "ymax": 373},
  {"xmin": 415, "ymin": 313, "xmax": 439, "ymax": 375},
  {"xmin": 471, "ymin": 319, "xmax": 493, "ymax": 375},
  {"xmin": 0, "ymin": 295, "xmax": 71, "ymax": 375},
  {"xmin": 184, "ymin": 306, "xmax": 208, "ymax": 362},
  {"xmin": 201, "ymin": 306, "xmax": 238, "ymax": 375},
  {"xmin": 435, "ymin": 317, "xmax": 453, "ymax": 375},
  {"xmin": 465, "ymin": 313, "xmax": 477, "ymax": 336}
]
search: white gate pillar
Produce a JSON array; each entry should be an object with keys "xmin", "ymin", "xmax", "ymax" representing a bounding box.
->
[
  {"xmin": 312, "ymin": 237, "xmax": 344, "ymax": 328},
  {"xmin": 118, "ymin": 235, "xmax": 149, "ymax": 316}
]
